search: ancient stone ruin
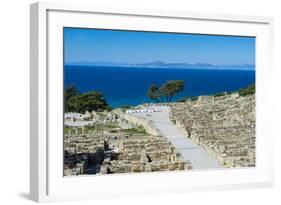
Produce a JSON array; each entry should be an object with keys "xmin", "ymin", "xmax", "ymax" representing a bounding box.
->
[
  {"xmin": 64, "ymin": 130, "xmax": 191, "ymax": 176},
  {"xmin": 64, "ymin": 91, "xmax": 255, "ymax": 175},
  {"xmin": 170, "ymin": 93, "xmax": 255, "ymax": 168}
]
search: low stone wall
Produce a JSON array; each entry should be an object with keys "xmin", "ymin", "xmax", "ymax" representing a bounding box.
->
[
  {"xmin": 113, "ymin": 109, "xmax": 162, "ymax": 136},
  {"xmin": 107, "ymin": 161, "xmax": 189, "ymax": 173},
  {"xmin": 170, "ymin": 94, "xmax": 255, "ymax": 168},
  {"xmin": 64, "ymin": 132, "xmax": 192, "ymax": 176},
  {"xmin": 64, "ymin": 108, "xmax": 193, "ymax": 176}
]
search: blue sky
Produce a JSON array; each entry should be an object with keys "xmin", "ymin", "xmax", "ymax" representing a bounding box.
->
[{"xmin": 64, "ymin": 27, "xmax": 255, "ymax": 65}]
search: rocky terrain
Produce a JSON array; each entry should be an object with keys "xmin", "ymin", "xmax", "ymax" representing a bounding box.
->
[
  {"xmin": 170, "ymin": 93, "xmax": 255, "ymax": 168},
  {"xmin": 64, "ymin": 110, "xmax": 191, "ymax": 176}
]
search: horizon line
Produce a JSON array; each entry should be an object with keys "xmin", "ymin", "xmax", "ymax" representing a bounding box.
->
[
  {"xmin": 64, "ymin": 61, "xmax": 255, "ymax": 70},
  {"xmin": 64, "ymin": 61, "xmax": 255, "ymax": 66}
]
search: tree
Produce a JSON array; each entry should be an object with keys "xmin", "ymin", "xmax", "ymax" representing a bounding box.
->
[
  {"xmin": 160, "ymin": 80, "xmax": 185, "ymax": 102},
  {"xmin": 147, "ymin": 80, "xmax": 185, "ymax": 103},
  {"xmin": 65, "ymin": 85, "xmax": 111, "ymax": 113},
  {"xmin": 79, "ymin": 91, "xmax": 110, "ymax": 112},
  {"xmin": 68, "ymin": 91, "xmax": 111, "ymax": 113},
  {"xmin": 65, "ymin": 85, "xmax": 80, "ymax": 112},
  {"xmin": 147, "ymin": 84, "xmax": 160, "ymax": 102}
]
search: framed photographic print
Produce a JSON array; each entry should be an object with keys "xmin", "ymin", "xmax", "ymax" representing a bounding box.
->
[{"xmin": 30, "ymin": 2, "xmax": 274, "ymax": 202}]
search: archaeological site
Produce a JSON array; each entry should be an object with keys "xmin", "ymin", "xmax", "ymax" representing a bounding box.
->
[
  {"xmin": 64, "ymin": 110, "xmax": 192, "ymax": 176},
  {"xmin": 64, "ymin": 90, "xmax": 255, "ymax": 176},
  {"xmin": 170, "ymin": 93, "xmax": 255, "ymax": 168}
]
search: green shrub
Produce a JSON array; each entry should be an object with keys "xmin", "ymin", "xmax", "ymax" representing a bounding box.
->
[
  {"xmin": 177, "ymin": 97, "xmax": 189, "ymax": 102},
  {"xmin": 190, "ymin": 96, "xmax": 198, "ymax": 101},
  {"xmin": 238, "ymin": 84, "xmax": 255, "ymax": 96},
  {"xmin": 214, "ymin": 92, "xmax": 226, "ymax": 97},
  {"xmin": 120, "ymin": 105, "xmax": 133, "ymax": 109},
  {"xmin": 121, "ymin": 127, "xmax": 147, "ymax": 135}
]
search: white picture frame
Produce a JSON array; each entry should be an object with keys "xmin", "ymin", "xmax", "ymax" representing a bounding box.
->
[{"xmin": 30, "ymin": 1, "xmax": 274, "ymax": 202}]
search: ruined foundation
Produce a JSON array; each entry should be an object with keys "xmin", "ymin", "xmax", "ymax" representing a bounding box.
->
[
  {"xmin": 64, "ymin": 132, "xmax": 191, "ymax": 176},
  {"xmin": 170, "ymin": 93, "xmax": 255, "ymax": 168}
]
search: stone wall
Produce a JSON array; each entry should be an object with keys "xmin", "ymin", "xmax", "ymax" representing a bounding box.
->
[
  {"xmin": 64, "ymin": 133, "xmax": 192, "ymax": 176},
  {"xmin": 100, "ymin": 135, "xmax": 191, "ymax": 174},
  {"xmin": 113, "ymin": 109, "xmax": 162, "ymax": 136},
  {"xmin": 170, "ymin": 93, "xmax": 255, "ymax": 168}
]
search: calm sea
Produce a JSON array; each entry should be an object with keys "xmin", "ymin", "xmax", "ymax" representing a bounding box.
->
[{"xmin": 64, "ymin": 65, "xmax": 255, "ymax": 108}]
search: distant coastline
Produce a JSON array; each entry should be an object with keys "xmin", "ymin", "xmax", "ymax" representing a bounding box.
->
[{"xmin": 65, "ymin": 61, "xmax": 255, "ymax": 71}]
